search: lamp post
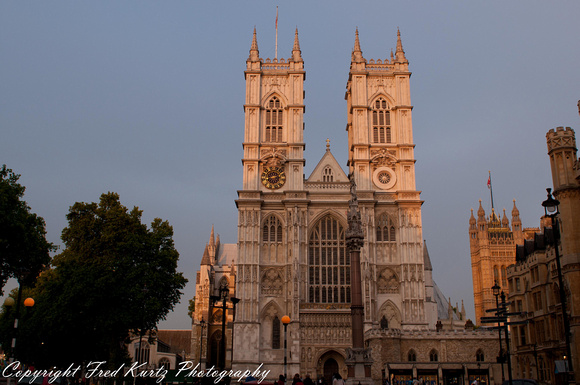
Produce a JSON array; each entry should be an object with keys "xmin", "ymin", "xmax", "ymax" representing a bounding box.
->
[
  {"xmin": 4, "ymin": 292, "xmax": 34, "ymax": 385},
  {"xmin": 230, "ymin": 297, "xmax": 240, "ymax": 369},
  {"xmin": 199, "ymin": 319, "xmax": 206, "ymax": 366},
  {"xmin": 210, "ymin": 285, "xmax": 239, "ymax": 370},
  {"xmin": 492, "ymin": 281, "xmax": 505, "ymax": 382},
  {"xmin": 542, "ymin": 188, "xmax": 574, "ymax": 381},
  {"xmin": 500, "ymin": 292, "xmax": 513, "ymax": 385},
  {"xmin": 281, "ymin": 315, "xmax": 291, "ymax": 382}
]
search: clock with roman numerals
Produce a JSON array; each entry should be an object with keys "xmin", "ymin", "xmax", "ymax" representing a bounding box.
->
[{"xmin": 261, "ymin": 166, "xmax": 286, "ymax": 189}]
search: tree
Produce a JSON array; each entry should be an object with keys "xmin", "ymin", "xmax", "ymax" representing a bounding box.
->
[
  {"xmin": 2, "ymin": 192, "xmax": 188, "ymax": 368},
  {"xmin": 0, "ymin": 165, "xmax": 54, "ymax": 294}
]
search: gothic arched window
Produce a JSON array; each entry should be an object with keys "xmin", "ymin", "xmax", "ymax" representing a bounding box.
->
[
  {"xmin": 323, "ymin": 166, "xmax": 334, "ymax": 182},
  {"xmin": 376, "ymin": 213, "xmax": 396, "ymax": 242},
  {"xmin": 501, "ymin": 266, "xmax": 507, "ymax": 288},
  {"xmin": 476, "ymin": 350, "xmax": 484, "ymax": 362},
  {"xmin": 272, "ymin": 316, "xmax": 281, "ymax": 349},
  {"xmin": 265, "ymin": 96, "xmax": 283, "ymax": 142},
  {"xmin": 407, "ymin": 350, "xmax": 416, "ymax": 362},
  {"xmin": 429, "ymin": 349, "xmax": 439, "ymax": 362},
  {"xmin": 263, "ymin": 215, "xmax": 283, "ymax": 244},
  {"xmin": 308, "ymin": 215, "xmax": 349, "ymax": 303},
  {"xmin": 372, "ymin": 98, "xmax": 391, "ymax": 143}
]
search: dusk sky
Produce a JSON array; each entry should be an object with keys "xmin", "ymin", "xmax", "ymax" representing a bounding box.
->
[{"xmin": 1, "ymin": 2, "xmax": 579, "ymax": 329}]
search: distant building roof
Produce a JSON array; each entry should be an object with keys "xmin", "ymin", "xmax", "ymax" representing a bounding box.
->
[
  {"xmin": 216, "ymin": 244, "xmax": 237, "ymax": 266},
  {"xmin": 157, "ymin": 329, "xmax": 192, "ymax": 356}
]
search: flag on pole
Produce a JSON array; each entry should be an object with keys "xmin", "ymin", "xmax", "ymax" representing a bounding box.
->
[
  {"xmin": 275, "ymin": 6, "xmax": 278, "ymax": 30},
  {"xmin": 487, "ymin": 175, "xmax": 491, "ymax": 189}
]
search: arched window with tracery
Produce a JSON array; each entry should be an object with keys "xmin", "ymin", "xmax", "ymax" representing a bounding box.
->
[
  {"xmin": 372, "ymin": 98, "xmax": 391, "ymax": 143},
  {"xmin": 134, "ymin": 341, "xmax": 150, "ymax": 364},
  {"xmin": 308, "ymin": 215, "xmax": 349, "ymax": 303},
  {"xmin": 263, "ymin": 215, "xmax": 283, "ymax": 244},
  {"xmin": 408, "ymin": 349, "xmax": 416, "ymax": 362},
  {"xmin": 158, "ymin": 358, "xmax": 171, "ymax": 370},
  {"xmin": 476, "ymin": 349, "xmax": 484, "ymax": 362},
  {"xmin": 265, "ymin": 96, "xmax": 283, "ymax": 142},
  {"xmin": 376, "ymin": 213, "xmax": 396, "ymax": 242},
  {"xmin": 323, "ymin": 166, "xmax": 334, "ymax": 182}
]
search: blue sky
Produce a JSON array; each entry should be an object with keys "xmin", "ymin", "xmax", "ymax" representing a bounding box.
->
[{"xmin": 1, "ymin": 1, "xmax": 579, "ymax": 329}]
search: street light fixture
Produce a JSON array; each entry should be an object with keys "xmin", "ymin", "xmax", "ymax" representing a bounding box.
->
[
  {"xmin": 4, "ymin": 293, "xmax": 34, "ymax": 385},
  {"xmin": 210, "ymin": 285, "xmax": 239, "ymax": 370},
  {"xmin": 542, "ymin": 188, "xmax": 574, "ymax": 381},
  {"xmin": 492, "ymin": 281, "xmax": 505, "ymax": 382},
  {"xmin": 281, "ymin": 315, "xmax": 291, "ymax": 382},
  {"xmin": 199, "ymin": 318, "xmax": 206, "ymax": 366}
]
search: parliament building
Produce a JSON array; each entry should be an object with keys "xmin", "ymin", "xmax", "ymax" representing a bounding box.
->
[{"xmin": 192, "ymin": 28, "xmax": 501, "ymax": 385}]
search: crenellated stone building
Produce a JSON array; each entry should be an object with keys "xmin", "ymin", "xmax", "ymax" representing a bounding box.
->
[
  {"xmin": 506, "ymin": 124, "xmax": 580, "ymax": 384},
  {"xmin": 192, "ymin": 27, "xmax": 501, "ymax": 385}
]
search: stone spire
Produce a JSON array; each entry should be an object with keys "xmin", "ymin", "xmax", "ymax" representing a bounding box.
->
[
  {"xmin": 292, "ymin": 27, "xmax": 303, "ymax": 62},
  {"xmin": 502, "ymin": 209, "xmax": 509, "ymax": 227},
  {"xmin": 201, "ymin": 244, "xmax": 210, "ymax": 265},
  {"xmin": 352, "ymin": 28, "xmax": 364, "ymax": 63},
  {"xmin": 395, "ymin": 28, "xmax": 408, "ymax": 63},
  {"xmin": 477, "ymin": 199, "xmax": 486, "ymax": 221},
  {"xmin": 248, "ymin": 27, "xmax": 260, "ymax": 61},
  {"xmin": 209, "ymin": 224, "xmax": 215, "ymax": 246},
  {"xmin": 511, "ymin": 199, "xmax": 520, "ymax": 219},
  {"xmin": 469, "ymin": 208, "xmax": 476, "ymax": 226}
]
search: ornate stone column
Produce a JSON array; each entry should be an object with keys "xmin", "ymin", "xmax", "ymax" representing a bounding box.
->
[{"xmin": 345, "ymin": 173, "xmax": 373, "ymax": 385}]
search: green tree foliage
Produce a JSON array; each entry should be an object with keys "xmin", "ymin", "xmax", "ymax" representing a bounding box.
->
[
  {"xmin": 0, "ymin": 192, "xmax": 188, "ymax": 368},
  {"xmin": 0, "ymin": 165, "xmax": 54, "ymax": 293}
]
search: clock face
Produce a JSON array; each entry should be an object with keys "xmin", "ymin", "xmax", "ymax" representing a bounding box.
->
[{"xmin": 261, "ymin": 166, "xmax": 286, "ymax": 189}]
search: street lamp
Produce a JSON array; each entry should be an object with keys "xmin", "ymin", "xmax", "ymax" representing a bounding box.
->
[
  {"xmin": 199, "ymin": 319, "xmax": 206, "ymax": 366},
  {"xmin": 210, "ymin": 285, "xmax": 239, "ymax": 370},
  {"xmin": 500, "ymin": 292, "xmax": 514, "ymax": 385},
  {"xmin": 492, "ymin": 281, "xmax": 505, "ymax": 382},
  {"xmin": 542, "ymin": 188, "xmax": 574, "ymax": 381},
  {"xmin": 281, "ymin": 315, "xmax": 291, "ymax": 382},
  {"xmin": 4, "ymin": 294, "xmax": 34, "ymax": 385}
]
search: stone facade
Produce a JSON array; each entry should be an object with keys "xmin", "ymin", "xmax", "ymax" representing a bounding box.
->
[{"xmin": 192, "ymin": 28, "xmax": 501, "ymax": 385}]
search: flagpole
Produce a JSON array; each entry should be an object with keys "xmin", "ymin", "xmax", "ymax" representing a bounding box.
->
[
  {"xmin": 488, "ymin": 170, "xmax": 495, "ymax": 211},
  {"xmin": 275, "ymin": 6, "xmax": 278, "ymax": 60}
]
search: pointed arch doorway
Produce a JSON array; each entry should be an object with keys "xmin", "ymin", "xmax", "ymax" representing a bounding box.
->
[
  {"xmin": 318, "ymin": 350, "xmax": 345, "ymax": 384},
  {"xmin": 324, "ymin": 358, "xmax": 338, "ymax": 384}
]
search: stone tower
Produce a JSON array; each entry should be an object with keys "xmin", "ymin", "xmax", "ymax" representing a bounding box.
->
[
  {"xmin": 546, "ymin": 126, "xmax": 580, "ymax": 257},
  {"xmin": 469, "ymin": 200, "xmax": 533, "ymax": 325},
  {"xmin": 234, "ymin": 27, "xmax": 306, "ymax": 374},
  {"xmin": 345, "ymin": 28, "xmax": 431, "ymax": 329}
]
